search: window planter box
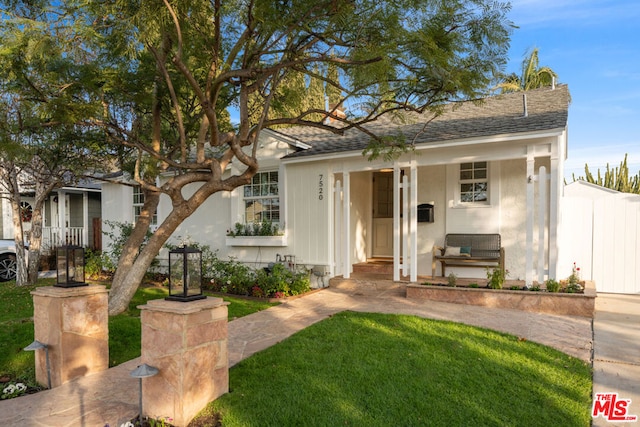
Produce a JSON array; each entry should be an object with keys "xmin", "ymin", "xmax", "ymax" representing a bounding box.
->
[{"xmin": 225, "ymin": 235, "xmax": 287, "ymax": 247}]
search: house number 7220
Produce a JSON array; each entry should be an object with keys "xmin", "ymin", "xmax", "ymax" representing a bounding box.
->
[{"xmin": 318, "ymin": 174, "xmax": 324, "ymax": 200}]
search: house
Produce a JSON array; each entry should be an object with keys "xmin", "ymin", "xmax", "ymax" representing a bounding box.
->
[
  {"xmin": 0, "ymin": 181, "xmax": 102, "ymax": 251},
  {"xmin": 101, "ymin": 85, "xmax": 570, "ymax": 287}
]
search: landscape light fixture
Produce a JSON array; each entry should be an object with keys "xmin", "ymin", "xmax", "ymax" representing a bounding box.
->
[
  {"xmin": 55, "ymin": 245, "xmax": 87, "ymax": 288},
  {"xmin": 166, "ymin": 246, "xmax": 206, "ymax": 302},
  {"xmin": 24, "ymin": 340, "xmax": 51, "ymax": 389},
  {"xmin": 130, "ymin": 363, "xmax": 159, "ymax": 422}
]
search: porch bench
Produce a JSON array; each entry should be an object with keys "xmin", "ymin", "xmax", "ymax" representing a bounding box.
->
[{"xmin": 432, "ymin": 233, "xmax": 504, "ymax": 277}]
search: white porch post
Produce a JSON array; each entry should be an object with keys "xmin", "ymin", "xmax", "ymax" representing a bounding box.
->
[
  {"xmin": 58, "ymin": 190, "xmax": 67, "ymax": 246},
  {"xmin": 82, "ymin": 192, "xmax": 89, "ymax": 247},
  {"xmin": 548, "ymin": 146, "xmax": 561, "ymax": 280},
  {"xmin": 393, "ymin": 167, "xmax": 401, "ymax": 281},
  {"xmin": 402, "ymin": 174, "xmax": 408, "ymax": 278},
  {"xmin": 343, "ymin": 172, "xmax": 351, "ymax": 279},
  {"xmin": 525, "ymin": 150, "xmax": 535, "ymax": 286},
  {"xmin": 537, "ymin": 166, "xmax": 547, "ymax": 283},
  {"xmin": 333, "ymin": 179, "xmax": 343, "ymax": 277},
  {"xmin": 410, "ymin": 162, "xmax": 418, "ymax": 282}
]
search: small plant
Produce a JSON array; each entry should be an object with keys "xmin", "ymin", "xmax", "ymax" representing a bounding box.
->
[
  {"xmin": 528, "ymin": 284, "xmax": 541, "ymax": 292},
  {"xmin": 447, "ymin": 273, "xmax": 457, "ymax": 287},
  {"xmin": 1, "ymin": 382, "xmax": 27, "ymax": 400},
  {"xmin": 509, "ymin": 285, "xmax": 520, "ymax": 290},
  {"xmin": 227, "ymin": 221, "xmax": 281, "ymax": 237},
  {"xmin": 566, "ymin": 262, "xmax": 583, "ymax": 293},
  {"xmin": 486, "ymin": 268, "xmax": 507, "ymax": 289},
  {"xmin": 469, "ymin": 283, "xmax": 479, "ymax": 288},
  {"xmin": 545, "ymin": 279, "xmax": 560, "ymax": 293}
]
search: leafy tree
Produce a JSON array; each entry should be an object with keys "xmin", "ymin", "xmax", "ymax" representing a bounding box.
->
[
  {"xmin": 572, "ymin": 154, "xmax": 640, "ymax": 194},
  {"xmin": 3, "ymin": 0, "xmax": 514, "ymax": 313},
  {"xmin": 496, "ymin": 47, "xmax": 557, "ymax": 93},
  {"xmin": 0, "ymin": 2, "xmax": 108, "ymax": 284}
]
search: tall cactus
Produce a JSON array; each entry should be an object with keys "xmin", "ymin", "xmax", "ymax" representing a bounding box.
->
[{"xmin": 574, "ymin": 154, "xmax": 640, "ymax": 194}]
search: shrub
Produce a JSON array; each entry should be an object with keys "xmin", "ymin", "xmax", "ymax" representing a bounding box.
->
[
  {"xmin": 545, "ymin": 279, "xmax": 560, "ymax": 293},
  {"xmin": 486, "ymin": 268, "xmax": 507, "ymax": 289},
  {"xmin": 447, "ymin": 273, "xmax": 457, "ymax": 287}
]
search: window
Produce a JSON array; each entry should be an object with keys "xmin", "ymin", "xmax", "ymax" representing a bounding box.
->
[
  {"xmin": 243, "ymin": 171, "xmax": 280, "ymax": 223},
  {"xmin": 459, "ymin": 162, "xmax": 488, "ymax": 203},
  {"xmin": 133, "ymin": 186, "xmax": 158, "ymax": 225}
]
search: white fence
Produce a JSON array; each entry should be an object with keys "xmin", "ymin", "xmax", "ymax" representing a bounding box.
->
[{"xmin": 560, "ymin": 188, "xmax": 640, "ymax": 294}]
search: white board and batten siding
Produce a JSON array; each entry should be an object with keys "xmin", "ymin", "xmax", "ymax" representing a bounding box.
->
[{"xmin": 560, "ymin": 181, "xmax": 640, "ymax": 294}]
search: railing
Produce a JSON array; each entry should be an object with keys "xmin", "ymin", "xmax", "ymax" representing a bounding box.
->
[{"xmin": 40, "ymin": 227, "xmax": 85, "ymax": 249}]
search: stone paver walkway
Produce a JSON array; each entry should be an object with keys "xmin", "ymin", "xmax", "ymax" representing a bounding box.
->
[{"xmin": 0, "ymin": 282, "xmax": 609, "ymax": 427}]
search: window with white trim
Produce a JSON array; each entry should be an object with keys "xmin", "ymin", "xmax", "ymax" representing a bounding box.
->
[
  {"xmin": 133, "ymin": 186, "xmax": 158, "ymax": 225},
  {"xmin": 459, "ymin": 162, "xmax": 488, "ymax": 203},
  {"xmin": 243, "ymin": 171, "xmax": 280, "ymax": 223}
]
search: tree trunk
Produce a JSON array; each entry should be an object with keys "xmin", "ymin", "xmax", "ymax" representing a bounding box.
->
[
  {"xmin": 26, "ymin": 197, "xmax": 45, "ymax": 284},
  {"xmin": 5, "ymin": 164, "xmax": 28, "ymax": 286}
]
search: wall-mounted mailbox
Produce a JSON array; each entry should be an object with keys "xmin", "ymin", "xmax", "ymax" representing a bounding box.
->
[{"xmin": 417, "ymin": 203, "xmax": 434, "ymax": 223}]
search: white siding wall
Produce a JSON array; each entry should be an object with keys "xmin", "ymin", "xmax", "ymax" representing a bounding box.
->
[{"xmin": 416, "ymin": 165, "xmax": 446, "ymax": 276}]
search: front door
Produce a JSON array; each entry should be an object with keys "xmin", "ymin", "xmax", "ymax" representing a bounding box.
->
[{"xmin": 372, "ymin": 172, "xmax": 394, "ymax": 257}]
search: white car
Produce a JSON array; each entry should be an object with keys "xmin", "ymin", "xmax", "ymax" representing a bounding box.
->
[{"xmin": 0, "ymin": 240, "xmax": 20, "ymax": 282}]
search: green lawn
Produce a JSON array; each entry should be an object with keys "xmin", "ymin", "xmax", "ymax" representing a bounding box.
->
[
  {"xmin": 0, "ymin": 280, "xmax": 278, "ymax": 381},
  {"xmin": 194, "ymin": 311, "xmax": 592, "ymax": 427}
]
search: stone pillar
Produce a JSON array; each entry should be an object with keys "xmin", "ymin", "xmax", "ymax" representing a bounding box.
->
[
  {"xmin": 31, "ymin": 285, "xmax": 109, "ymax": 388},
  {"xmin": 139, "ymin": 297, "xmax": 229, "ymax": 427}
]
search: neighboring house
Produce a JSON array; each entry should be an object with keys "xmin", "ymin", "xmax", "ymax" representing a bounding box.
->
[
  {"xmin": 0, "ymin": 181, "xmax": 102, "ymax": 251},
  {"xmin": 560, "ymin": 180, "xmax": 640, "ymax": 294},
  {"xmin": 102, "ymin": 85, "xmax": 570, "ymax": 287}
]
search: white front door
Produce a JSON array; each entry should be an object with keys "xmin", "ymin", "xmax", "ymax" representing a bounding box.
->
[{"xmin": 372, "ymin": 172, "xmax": 394, "ymax": 257}]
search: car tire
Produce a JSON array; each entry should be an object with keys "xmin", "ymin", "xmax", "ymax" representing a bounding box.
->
[{"xmin": 0, "ymin": 254, "xmax": 17, "ymax": 282}]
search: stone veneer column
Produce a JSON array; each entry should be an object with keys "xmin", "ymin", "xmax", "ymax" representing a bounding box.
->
[
  {"xmin": 139, "ymin": 297, "xmax": 229, "ymax": 427},
  {"xmin": 31, "ymin": 285, "xmax": 109, "ymax": 388}
]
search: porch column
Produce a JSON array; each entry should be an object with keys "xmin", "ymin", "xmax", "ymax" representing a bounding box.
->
[
  {"xmin": 525, "ymin": 149, "xmax": 535, "ymax": 286},
  {"xmin": 548, "ymin": 142, "xmax": 561, "ymax": 280},
  {"xmin": 393, "ymin": 167, "xmax": 401, "ymax": 281},
  {"xmin": 58, "ymin": 190, "xmax": 67, "ymax": 246},
  {"xmin": 343, "ymin": 172, "xmax": 351, "ymax": 279},
  {"xmin": 410, "ymin": 162, "xmax": 418, "ymax": 282},
  {"xmin": 333, "ymin": 179, "xmax": 343, "ymax": 277},
  {"xmin": 82, "ymin": 192, "xmax": 89, "ymax": 247}
]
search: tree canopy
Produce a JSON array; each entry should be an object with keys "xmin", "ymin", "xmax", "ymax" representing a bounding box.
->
[
  {"xmin": 496, "ymin": 47, "xmax": 557, "ymax": 93},
  {"xmin": 1, "ymin": 0, "xmax": 515, "ymax": 313}
]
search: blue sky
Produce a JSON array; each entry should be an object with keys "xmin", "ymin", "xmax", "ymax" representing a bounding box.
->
[{"xmin": 507, "ymin": 0, "xmax": 640, "ymax": 179}]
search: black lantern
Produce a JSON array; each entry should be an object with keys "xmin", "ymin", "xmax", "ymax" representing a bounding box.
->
[
  {"xmin": 55, "ymin": 245, "xmax": 87, "ymax": 288},
  {"xmin": 166, "ymin": 246, "xmax": 206, "ymax": 302}
]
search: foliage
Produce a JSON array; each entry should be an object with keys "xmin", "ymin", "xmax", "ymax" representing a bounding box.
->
[
  {"xmin": 447, "ymin": 272, "xmax": 457, "ymax": 287},
  {"xmin": 227, "ymin": 221, "xmax": 281, "ymax": 237},
  {"xmin": 201, "ymin": 312, "xmax": 592, "ymax": 427},
  {"xmin": 486, "ymin": 268, "xmax": 507, "ymax": 289},
  {"xmin": 571, "ymin": 153, "xmax": 640, "ymax": 194},
  {"xmin": 496, "ymin": 48, "xmax": 558, "ymax": 93},
  {"xmin": 206, "ymin": 257, "xmax": 310, "ymax": 298},
  {"xmin": 101, "ymin": 221, "xmax": 157, "ymax": 273},
  {"xmin": 2, "ymin": 0, "xmax": 515, "ymax": 314},
  {"xmin": 545, "ymin": 279, "xmax": 561, "ymax": 293},
  {"xmin": 206, "ymin": 257, "xmax": 257, "ymax": 296}
]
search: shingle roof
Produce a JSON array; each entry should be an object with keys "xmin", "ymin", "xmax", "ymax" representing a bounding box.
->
[{"xmin": 280, "ymin": 85, "xmax": 570, "ymax": 159}]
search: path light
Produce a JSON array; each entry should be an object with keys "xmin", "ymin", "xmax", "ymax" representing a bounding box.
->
[
  {"xmin": 166, "ymin": 246, "xmax": 206, "ymax": 302},
  {"xmin": 55, "ymin": 245, "xmax": 87, "ymax": 288},
  {"xmin": 24, "ymin": 340, "xmax": 51, "ymax": 389},
  {"xmin": 130, "ymin": 363, "xmax": 159, "ymax": 422}
]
